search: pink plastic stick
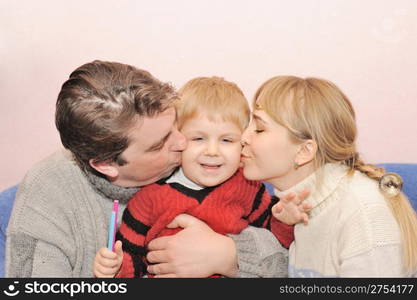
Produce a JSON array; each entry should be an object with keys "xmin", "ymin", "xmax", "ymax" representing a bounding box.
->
[{"xmin": 112, "ymin": 200, "xmax": 119, "ymax": 251}]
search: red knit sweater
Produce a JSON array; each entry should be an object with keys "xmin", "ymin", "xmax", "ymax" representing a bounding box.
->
[{"xmin": 116, "ymin": 168, "xmax": 293, "ymax": 278}]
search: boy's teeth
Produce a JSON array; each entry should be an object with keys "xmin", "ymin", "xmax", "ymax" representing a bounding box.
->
[{"xmin": 202, "ymin": 164, "xmax": 220, "ymax": 168}]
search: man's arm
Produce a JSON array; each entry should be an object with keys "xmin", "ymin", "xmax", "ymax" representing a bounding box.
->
[
  {"xmin": 6, "ymin": 235, "xmax": 72, "ymax": 277},
  {"xmin": 229, "ymin": 226, "xmax": 288, "ymax": 278},
  {"xmin": 6, "ymin": 207, "xmax": 75, "ymax": 277},
  {"xmin": 146, "ymin": 214, "xmax": 238, "ymax": 277},
  {"xmin": 5, "ymin": 153, "xmax": 80, "ymax": 278},
  {"xmin": 146, "ymin": 214, "xmax": 288, "ymax": 278}
]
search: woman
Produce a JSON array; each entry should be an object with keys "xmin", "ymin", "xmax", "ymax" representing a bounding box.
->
[{"xmin": 240, "ymin": 76, "xmax": 417, "ymax": 277}]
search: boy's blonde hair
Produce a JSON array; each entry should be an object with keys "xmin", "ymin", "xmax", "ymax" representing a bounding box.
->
[
  {"xmin": 254, "ymin": 75, "xmax": 417, "ymax": 275},
  {"xmin": 176, "ymin": 76, "xmax": 250, "ymax": 131}
]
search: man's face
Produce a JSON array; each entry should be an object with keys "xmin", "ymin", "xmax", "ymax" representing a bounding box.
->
[{"xmin": 110, "ymin": 107, "xmax": 187, "ymax": 187}]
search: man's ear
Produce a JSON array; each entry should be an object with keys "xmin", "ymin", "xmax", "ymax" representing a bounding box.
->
[
  {"xmin": 89, "ymin": 159, "xmax": 119, "ymax": 178},
  {"xmin": 295, "ymin": 139, "xmax": 317, "ymax": 167}
]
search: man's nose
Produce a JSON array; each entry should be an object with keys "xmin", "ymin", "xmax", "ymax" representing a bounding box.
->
[{"xmin": 172, "ymin": 129, "xmax": 187, "ymax": 151}]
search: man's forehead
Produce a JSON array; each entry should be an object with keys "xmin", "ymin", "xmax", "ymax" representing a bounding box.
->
[{"xmin": 127, "ymin": 108, "xmax": 176, "ymax": 148}]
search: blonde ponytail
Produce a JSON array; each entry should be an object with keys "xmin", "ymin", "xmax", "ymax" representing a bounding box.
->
[{"xmin": 351, "ymin": 157, "xmax": 417, "ymax": 275}]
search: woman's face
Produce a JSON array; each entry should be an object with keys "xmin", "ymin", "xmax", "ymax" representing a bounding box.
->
[{"xmin": 241, "ymin": 109, "xmax": 300, "ymax": 190}]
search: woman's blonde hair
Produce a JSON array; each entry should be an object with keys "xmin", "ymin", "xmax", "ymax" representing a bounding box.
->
[
  {"xmin": 254, "ymin": 75, "xmax": 417, "ymax": 274},
  {"xmin": 176, "ymin": 76, "xmax": 250, "ymax": 131}
]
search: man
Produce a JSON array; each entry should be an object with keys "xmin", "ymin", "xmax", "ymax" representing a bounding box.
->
[{"xmin": 6, "ymin": 61, "xmax": 286, "ymax": 277}]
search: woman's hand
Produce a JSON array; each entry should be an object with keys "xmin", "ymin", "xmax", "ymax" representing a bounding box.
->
[
  {"xmin": 146, "ymin": 214, "xmax": 238, "ymax": 278},
  {"xmin": 272, "ymin": 189, "xmax": 311, "ymax": 225}
]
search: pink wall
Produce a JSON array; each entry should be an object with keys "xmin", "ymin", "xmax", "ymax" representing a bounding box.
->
[{"xmin": 1, "ymin": 0, "xmax": 416, "ymax": 190}]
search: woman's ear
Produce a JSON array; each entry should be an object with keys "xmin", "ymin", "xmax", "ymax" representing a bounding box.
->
[
  {"xmin": 295, "ymin": 139, "xmax": 317, "ymax": 167},
  {"xmin": 89, "ymin": 159, "xmax": 119, "ymax": 178}
]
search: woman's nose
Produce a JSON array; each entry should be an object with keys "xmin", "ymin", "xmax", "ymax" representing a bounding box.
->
[{"xmin": 241, "ymin": 129, "xmax": 250, "ymax": 147}]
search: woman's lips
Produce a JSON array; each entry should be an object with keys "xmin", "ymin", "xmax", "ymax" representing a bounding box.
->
[
  {"xmin": 241, "ymin": 153, "xmax": 250, "ymax": 161},
  {"xmin": 240, "ymin": 158, "xmax": 249, "ymax": 165}
]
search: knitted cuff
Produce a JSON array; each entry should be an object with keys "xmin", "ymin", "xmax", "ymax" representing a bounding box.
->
[
  {"xmin": 229, "ymin": 230, "xmax": 261, "ymax": 278},
  {"xmin": 229, "ymin": 226, "xmax": 289, "ymax": 278}
]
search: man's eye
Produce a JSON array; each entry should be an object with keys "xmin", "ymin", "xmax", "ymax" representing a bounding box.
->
[
  {"xmin": 152, "ymin": 144, "xmax": 164, "ymax": 151},
  {"xmin": 254, "ymin": 129, "xmax": 264, "ymax": 133},
  {"xmin": 191, "ymin": 137, "xmax": 203, "ymax": 141}
]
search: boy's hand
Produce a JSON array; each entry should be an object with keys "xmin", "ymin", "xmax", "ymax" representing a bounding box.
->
[
  {"xmin": 272, "ymin": 189, "xmax": 311, "ymax": 225},
  {"xmin": 93, "ymin": 240, "xmax": 123, "ymax": 278}
]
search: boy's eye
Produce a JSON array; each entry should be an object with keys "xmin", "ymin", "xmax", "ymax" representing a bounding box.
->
[
  {"xmin": 191, "ymin": 137, "xmax": 203, "ymax": 141},
  {"xmin": 222, "ymin": 138, "xmax": 233, "ymax": 143},
  {"xmin": 254, "ymin": 129, "xmax": 264, "ymax": 134}
]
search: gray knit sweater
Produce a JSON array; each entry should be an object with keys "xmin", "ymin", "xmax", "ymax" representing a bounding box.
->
[{"xmin": 5, "ymin": 149, "xmax": 288, "ymax": 277}]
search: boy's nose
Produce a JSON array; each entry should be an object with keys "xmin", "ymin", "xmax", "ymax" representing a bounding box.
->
[{"xmin": 205, "ymin": 141, "xmax": 219, "ymax": 156}]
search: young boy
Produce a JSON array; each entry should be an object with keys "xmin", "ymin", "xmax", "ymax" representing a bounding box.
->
[{"xmin": 93, "ymin": 76, "xmax": 309, "ymax": 278}]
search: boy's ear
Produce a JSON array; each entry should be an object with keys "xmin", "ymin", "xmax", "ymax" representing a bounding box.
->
[
  {"xmin": 89, "ymin": 159, "xmax": 119, "ymax": 178},
  {"xmin": 295, "ymin": 139, "xmax": 317, "ymax": 167}
]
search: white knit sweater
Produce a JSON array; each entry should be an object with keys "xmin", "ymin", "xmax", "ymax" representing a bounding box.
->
[{"xmin": 275, "ymin": 163, "xmax": 407, "ymax": 277}]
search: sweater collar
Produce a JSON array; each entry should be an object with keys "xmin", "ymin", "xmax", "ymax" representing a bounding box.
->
[
  {"xmin": 85, "ymin": 171, "xmax": 139, "ymax": 205},
  {"xmin": 274, "ymin": 163, "xmax": 349, "ymax": 218},
  {"xmin": 166, "ymin": 168, "xmax": 204, "ymax": 190}
]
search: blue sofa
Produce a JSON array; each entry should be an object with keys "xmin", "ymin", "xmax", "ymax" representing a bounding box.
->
[
  {"xmin": 0, "ymin": 185, "xmax": 18, "ymax": 277},
  {"xmin": 1, "ymin": 163, "xmax": 416, "ymax": 277}
]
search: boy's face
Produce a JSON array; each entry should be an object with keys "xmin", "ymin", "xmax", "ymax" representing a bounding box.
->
[{"xmin": 180, "ymin": 113, "xmax": 243, "ymax": 187}]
